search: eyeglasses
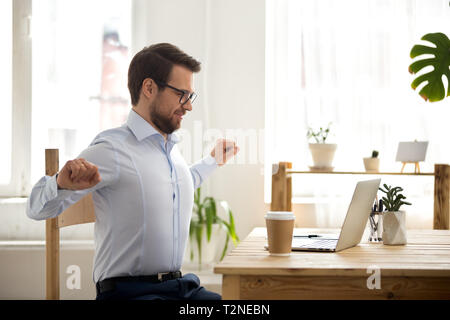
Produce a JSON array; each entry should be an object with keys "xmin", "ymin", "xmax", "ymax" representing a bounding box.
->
[{"xmin": 154, "ymin": 80, "xmax": 198, "ymax": 106}]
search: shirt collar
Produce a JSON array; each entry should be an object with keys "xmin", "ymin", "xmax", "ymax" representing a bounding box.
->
[{"xmin": 126, "ymin": 109, "xmax": 180, "ymax": 144}]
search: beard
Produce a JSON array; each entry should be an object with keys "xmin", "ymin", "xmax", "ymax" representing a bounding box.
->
[{"xmin": 149, "ymin": 100, "xmax": 182, "ymax": 134}]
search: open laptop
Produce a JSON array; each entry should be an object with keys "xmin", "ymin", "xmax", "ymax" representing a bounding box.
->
[{"xmin": 290, "ymin": 179, "xmax": 380, "ymax": 252}]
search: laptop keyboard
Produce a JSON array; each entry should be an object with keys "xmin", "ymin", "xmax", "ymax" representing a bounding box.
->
[{"xmin": 298, "ymin": 239, "xmax": 337, "ymax": 250}]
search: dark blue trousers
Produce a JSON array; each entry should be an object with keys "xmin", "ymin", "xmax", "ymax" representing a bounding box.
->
[{"xmin": 96, "ymin": 273, "xmax": 221, "ymax": 300}]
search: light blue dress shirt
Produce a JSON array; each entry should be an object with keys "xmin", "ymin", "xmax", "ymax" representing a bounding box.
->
[{"xmin": 27, "ymin": 110, "xmax": 218, "ymax": 283}]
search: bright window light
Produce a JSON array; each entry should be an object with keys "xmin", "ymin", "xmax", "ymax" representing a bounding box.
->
[
  {"xmin": 0, "ymin": 0, "xmax": 12, "ymax": 185},
  {"xmin": 31, "ymin": 0, "xmax": 131, "ymax": 184}
]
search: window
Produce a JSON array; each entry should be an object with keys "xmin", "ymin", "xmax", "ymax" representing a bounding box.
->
[
  {"xmin": 0, "ymin": 0, "xmax": 132, "ymax": 241},
  {"xmin": 31, "ymin": 0, "xmax": 132, "ymax": 186},
  {"xmin": 0, "ymin": 0, "xmax": 32, "ymax": 197},
  {"xmin": 0, "ymin": 0, "xmax": 131, "ymax": 197},
  {"xmin": 0, "ymin": 0, "xmax": 13, "ymax": 185},
  {"xmin": 265, "ymin": 0, "xmax": 450, "ymax": 228}
]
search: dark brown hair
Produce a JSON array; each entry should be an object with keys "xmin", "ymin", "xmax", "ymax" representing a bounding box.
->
[{"xmin": 127, "ymin": 43, "xmax": 201, "ymax": 106}]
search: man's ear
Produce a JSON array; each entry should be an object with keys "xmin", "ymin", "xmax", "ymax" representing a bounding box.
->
[{"xmin": 141, "ymin": 78, "xmax": 156, "ymax": 100}]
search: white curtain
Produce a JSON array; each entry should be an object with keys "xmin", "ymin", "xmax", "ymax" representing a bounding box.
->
[{"xmin": 265, "ymin": 0, "xmax": 450, "ymax": 228}]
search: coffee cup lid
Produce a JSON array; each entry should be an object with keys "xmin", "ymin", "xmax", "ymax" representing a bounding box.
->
[{"xmin": 265, "ymin": 211, "xmax": 295, "ymax": 220}]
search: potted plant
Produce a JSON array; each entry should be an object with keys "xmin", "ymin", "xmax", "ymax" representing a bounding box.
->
[
  {"xmin": 363, "ymin": 150, "xmax": 380, "ymax": 172},
  {"xmin": 409, "ymin": 32, "xmax": 450, "ymax": 102},
  {"xmin": 306, "ymin": 122, "xmax": 337, "ymax": 170},
  {"xmin": 378, "ymin": 184, "xmax": 412, "ymax": 245},
  {"xmin": 187, "ymin": 187, "xmax": 240, "ymax": 270}
]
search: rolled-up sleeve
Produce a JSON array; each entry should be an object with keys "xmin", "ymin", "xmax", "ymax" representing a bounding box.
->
[
  {"xmin": 189, "ymin": 154, "xmax": 218, "ymax": 189},
  {"xmin": 26, "ymin": 138, "xmax": 119, "ymax": 220}
]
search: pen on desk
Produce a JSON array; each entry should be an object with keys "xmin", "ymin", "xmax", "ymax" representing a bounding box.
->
[{"xmin": 294, "ymin": 235, "xmax": 321, "ymax": 238}]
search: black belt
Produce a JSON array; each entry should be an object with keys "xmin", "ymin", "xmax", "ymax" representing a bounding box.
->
[{"xmin": 96, "ymin": 271, "xmax": 182, "ymax": 295}]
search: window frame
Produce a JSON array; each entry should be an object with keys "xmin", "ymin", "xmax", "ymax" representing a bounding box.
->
[{"xmin": 0, "ymin": 0, "xmax": 32, "ymax": 197}]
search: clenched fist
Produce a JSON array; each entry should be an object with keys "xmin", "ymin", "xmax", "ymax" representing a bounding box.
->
[
  {"xmin": 56, "ymin": 158, "xmax": 101, "ymax": 190},
  {"xmin": 210, "ymin": 139, "xmax": 240, "ymax": 166}
]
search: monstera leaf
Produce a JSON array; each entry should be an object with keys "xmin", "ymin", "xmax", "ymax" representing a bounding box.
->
[{"xmin": 409, "ymin": 32, "xmax": 450, "ymax": 102}]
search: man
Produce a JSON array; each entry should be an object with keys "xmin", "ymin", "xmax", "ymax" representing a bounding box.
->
[{"xmin": 27, "ymin": 43, "xmax": 239, "ymax": 300}]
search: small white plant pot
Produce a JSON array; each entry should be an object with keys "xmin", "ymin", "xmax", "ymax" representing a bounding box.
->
[
  {"xmin": 363, "ymin": 157, "xmax": 380, "ymax": 172},
  {"xmin": 382, "ymin": 211, "xmax": 407, "ymax": 245},
  {"xmin": 309, "ymin": 143, "xmax": 337, "ymax": 168}
]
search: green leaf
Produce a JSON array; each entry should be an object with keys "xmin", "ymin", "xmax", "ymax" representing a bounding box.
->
[
  {"xmin": 386, "ymin": 190, "xmax": 393, "ymax": 204},
  {"xmin": 410, "ymin": 44, "xmax": 437, "ymax": 58},
  {"xmin": 220, "ymin": 201, "xmax": 239, "ymax": 245},
  {"xmin": 194, "ymin": 187, "xmax": 200, "ymax": 204},
  {"xmin": 381, "ymin": 197, "xmax": 390, "ymax": 211},
  {"xmin": 189, "ymin": 219, "xmax": 196, "ymax": 238},
  {"xmin": 220, "ymin": 219, "xmax": 239, "ymax": 245},
  {"xmin": 203, "ymin": 197, "xmax": 217, "ymax": 242},
  {"xmin": 392, "ymin": 197, "xmax": 401, "ymax": 211},
  {"xmin": 195, "ymin": 224, "xmax": 203, "ymax": 266},
  {"xmin": 189, "ymin": 219, "xmax": 196, "ymax": 261},
  {"xmin": 409, "ymin": 32, "xmax": 450, "ymax": 102},
  {"xmin": 379, "ymin": 184, "xmax": 390, "ymax": 194},
  {"xmin": 220, "ymin": 234, "xmax": 230, "ymax": 261},
  {"xmin": 194, "ymin": 188, "xmax": 204, "ymax": 222},
  {"xmin": 229, "ymin": 215, "xmax": 238, "ymax": 244},
  {"xmin": 409, "ymin": 58, "xmax": 435, "ymax": 74}
]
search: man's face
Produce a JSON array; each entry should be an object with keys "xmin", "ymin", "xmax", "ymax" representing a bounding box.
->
[{"xmin": 150, "ymin": 65, "xmax": 194, "ymax": 134}]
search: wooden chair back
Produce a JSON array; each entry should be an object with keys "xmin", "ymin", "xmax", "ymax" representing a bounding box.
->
[{"xmin": 45, "ymin": 149, "xmax": 96, "ymax": 300}]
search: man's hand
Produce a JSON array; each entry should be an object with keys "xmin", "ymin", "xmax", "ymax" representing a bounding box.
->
[
  {"xmin": 56, "ymin": 158, "xmax": 101, "ymax": 190},
  {"xmin": 210, "ymin": 139, "xmax": 240, "ymax": 166}
]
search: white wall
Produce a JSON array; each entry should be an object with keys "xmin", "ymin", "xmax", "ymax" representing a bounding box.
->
[
  {"xmin": 132, "ymin": 0, "xmax": 210, "ymax": 148},
  {"xmin": 204, "ymin": 0, "xmax": 268, "ymax": 239},
  {"xmin": 0, "ymin": 242, "xmax": 96, "ymax": 299},
  {"xmin": 132, "ymin": 0, "xmax": 269, "ymax": 242}
]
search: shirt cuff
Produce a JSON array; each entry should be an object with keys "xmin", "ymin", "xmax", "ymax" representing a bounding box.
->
[
  {"xmin": 203, "ymin": 154, "xmax": 218, "ymax": 166},
  {"xmin": 198, "ymin": 154, "xmax": 219, "ymax": 178},
  {"xmin": 44, "ymin": 174, "xmax": 72, "ymax": 202}
]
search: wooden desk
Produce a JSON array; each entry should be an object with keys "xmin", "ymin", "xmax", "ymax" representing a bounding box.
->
[{"xmin": 214, "ymin": 227, "xmax": 450, "ymax": 300}]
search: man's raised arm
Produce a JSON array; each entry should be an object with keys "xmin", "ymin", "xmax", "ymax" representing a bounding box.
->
[
  {"xmin": 26, "ymin": 138, "xmax": 119, "ymax": 220},
  {"xmin": 189, "ymin": 139, "xmax": 239, "ymax": 189}
]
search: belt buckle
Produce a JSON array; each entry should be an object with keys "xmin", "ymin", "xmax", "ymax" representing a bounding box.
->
[{"xmin": 157, "ymin": 272, "xmax": 170, "ymax": 281}]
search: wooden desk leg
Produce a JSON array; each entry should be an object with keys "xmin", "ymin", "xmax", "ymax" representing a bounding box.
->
[
  {"xmin": 434, "ymin": 164, "xmax": 450, "ymax": 230},
  {"xmin": 222, "ymin": 275, "xmax": 240, "ymax": 300}
]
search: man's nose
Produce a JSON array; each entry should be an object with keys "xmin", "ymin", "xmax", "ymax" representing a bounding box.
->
[{"xmin": 182, "ymin": 100, "xmax": 193, "ymax": 112}]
